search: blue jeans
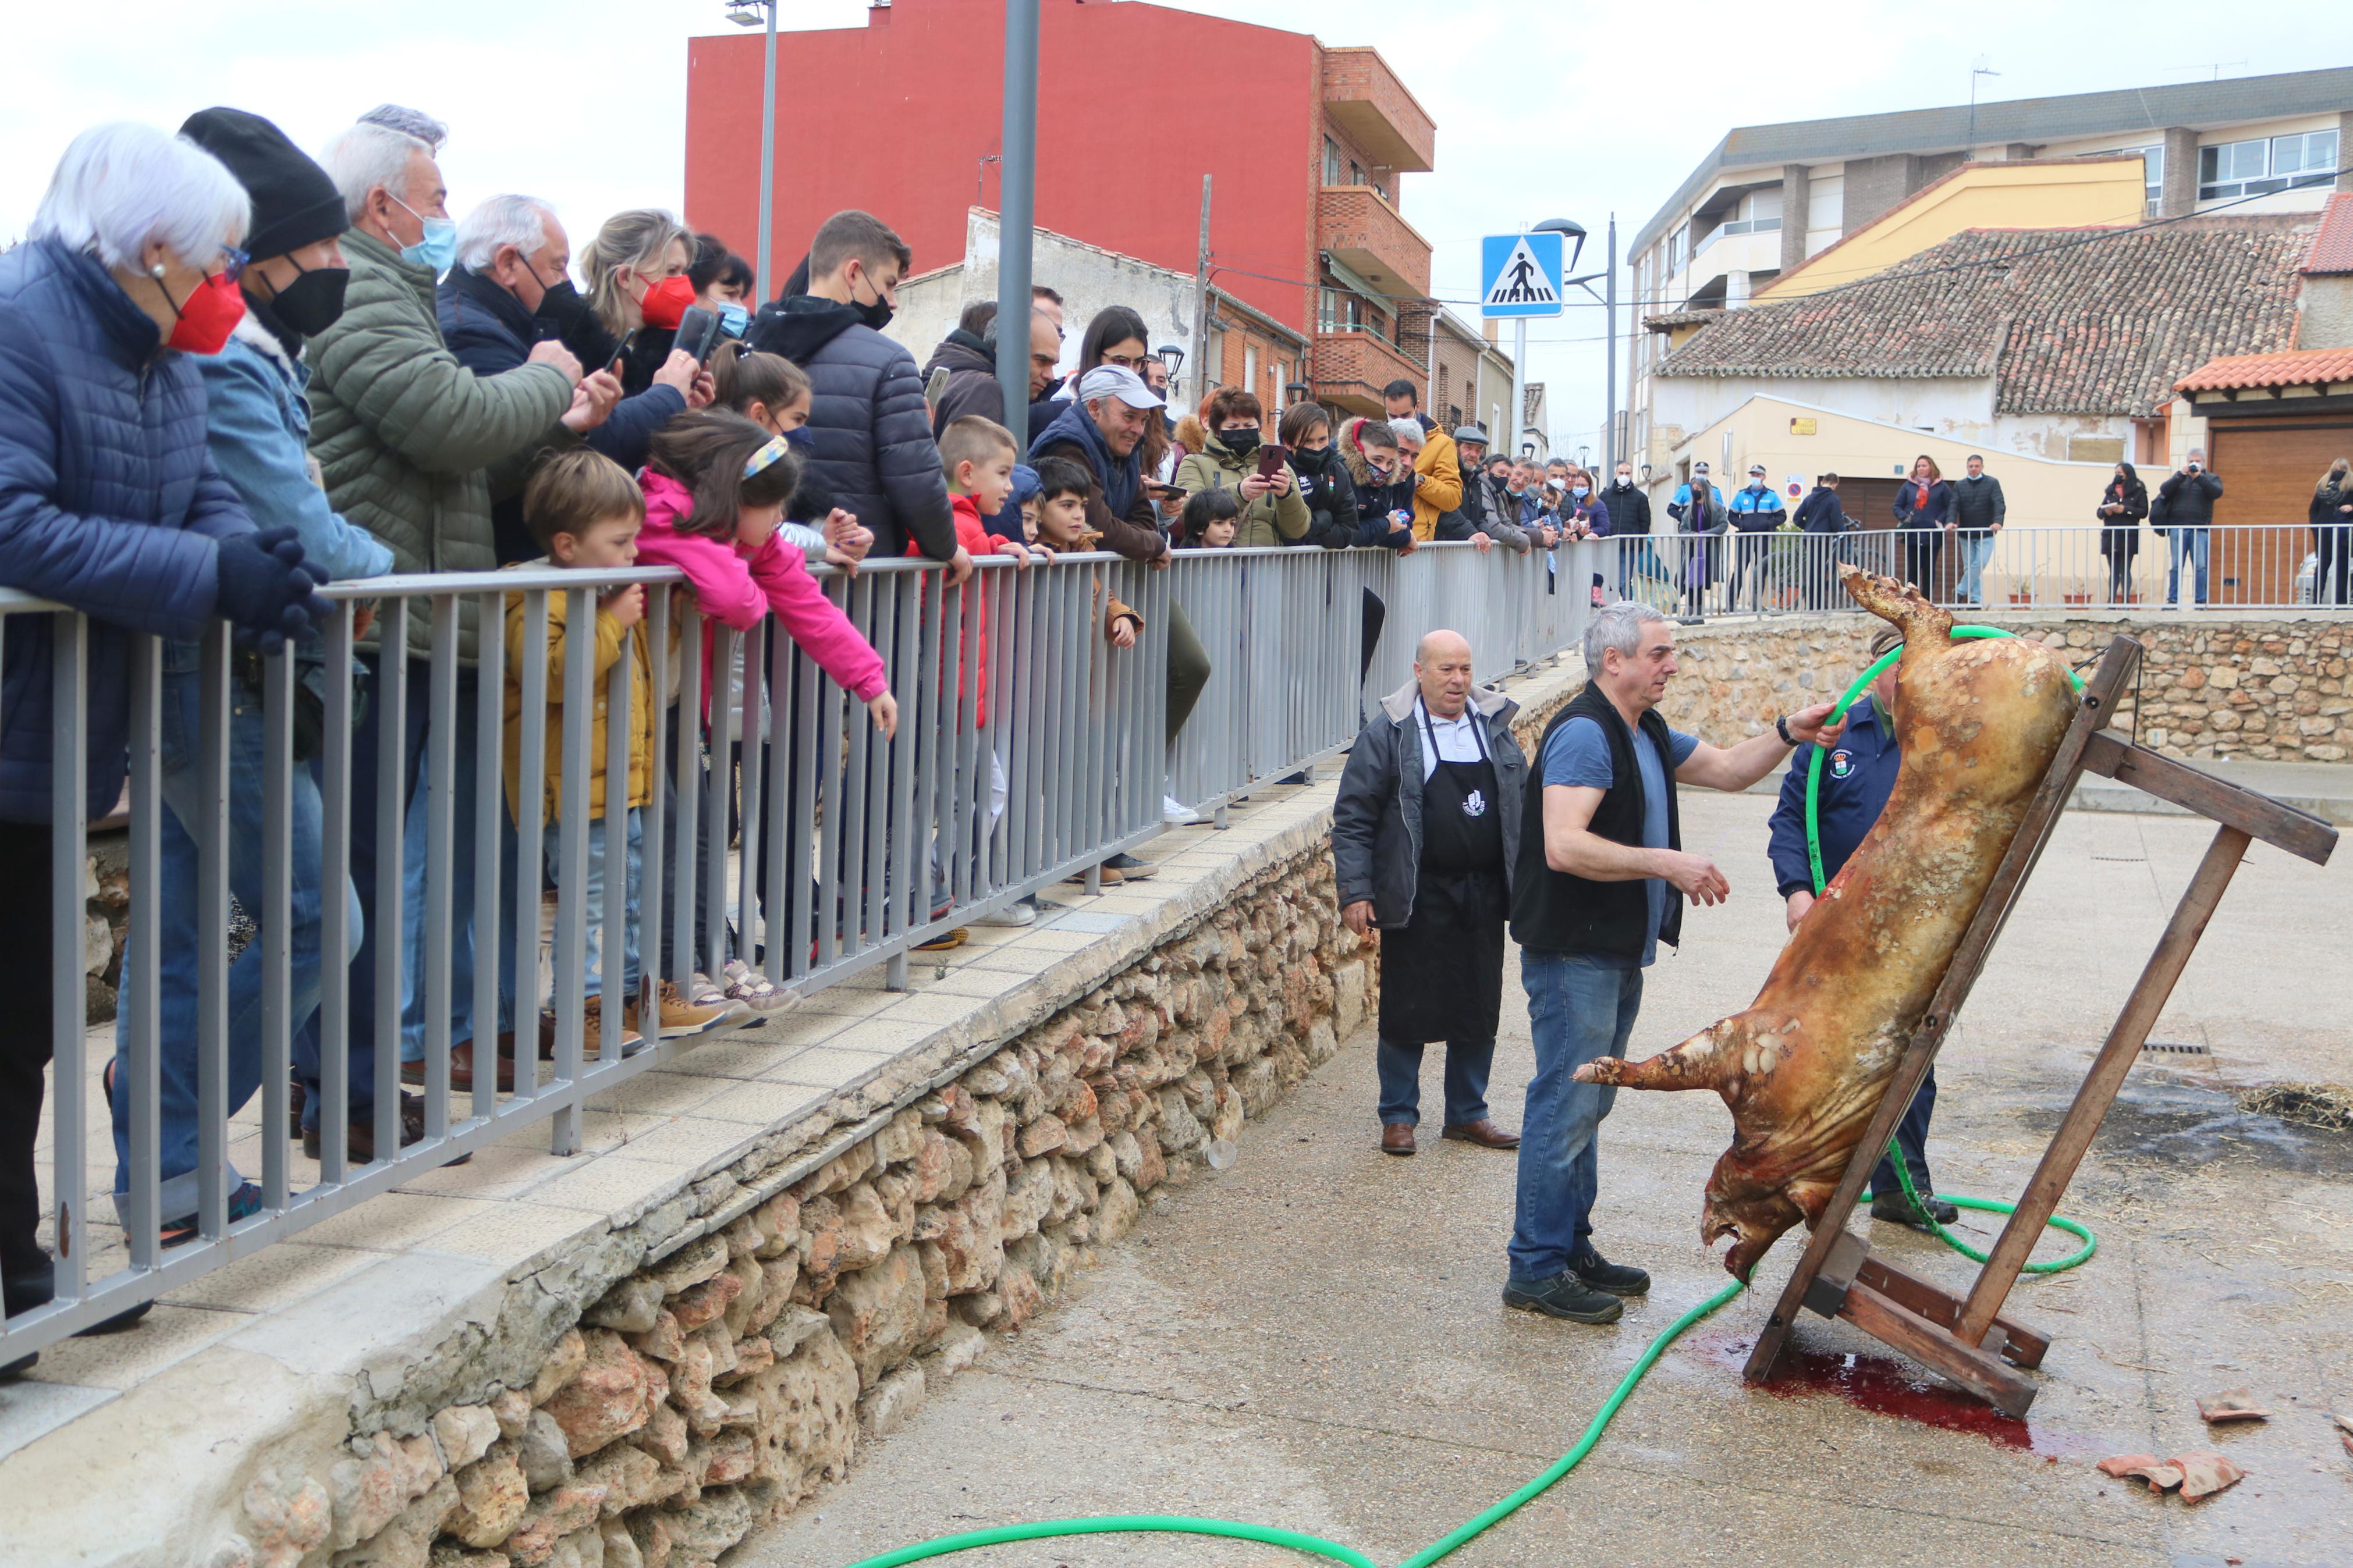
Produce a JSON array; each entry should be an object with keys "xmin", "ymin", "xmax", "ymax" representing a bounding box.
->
[
  {"xmin": 502, "ymin": 808, "xmax": 643, "ymax": 1014},
  {"xmin": 1869, "ymin": 1068, "xmax": 1939, "ymax": 1197},
  {"xmin": 113, "ymin": 664, "xmax": 361, "ymax": 1217},
  {"xmin": 1955, "ymin": 534, "xmax": 1996, "ymax": 605},
  {"xmin": 1509, "ymin": 951, "xmax": 1643, "ymax": 1286},
  {"xmin": 1376, "ymin": 1036, "xmax": 1492, "ymax": 1128},
  {"xmin": 2167, "ymin": 529, "xmax": 2209, "ymax": 606},
  {"xmin": 301, "ymin": 657, "xmax": 488, "ymax": 1128}
]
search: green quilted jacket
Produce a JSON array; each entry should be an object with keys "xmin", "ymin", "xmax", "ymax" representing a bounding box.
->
[{"xmin": 306, "ymin": 230, "xmax": 572, "ymax": 662}]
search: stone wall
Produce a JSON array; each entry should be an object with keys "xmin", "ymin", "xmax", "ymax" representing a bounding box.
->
[
  {"xmin": 1650, "ymin": 611, "xmax": 2353, "ymax": 765},
  {"xmin": 217, "ymin": 845, "xmax": 1383, "ymax": 1568}
]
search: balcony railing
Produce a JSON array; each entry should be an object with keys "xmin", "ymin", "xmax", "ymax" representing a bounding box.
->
[{"xmin": 1318, "ymin": 186, "xmax": 1432, "ymax": 299}]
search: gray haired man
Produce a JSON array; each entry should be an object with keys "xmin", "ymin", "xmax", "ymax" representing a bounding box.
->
[{"xmin": 1502, "ymin": 600, "xmax": 1843, "ymax": 1323}]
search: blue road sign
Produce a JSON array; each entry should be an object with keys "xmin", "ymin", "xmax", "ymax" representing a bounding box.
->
[{"xmin": 1481, "ymin": 231, "xmax": 1564, "ymax": 319}]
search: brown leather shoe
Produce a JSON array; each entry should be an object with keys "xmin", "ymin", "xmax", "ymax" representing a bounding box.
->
[
  {"xmin": 1380, "ymin": 1122, "xmax": 1417, "ymax": 1157},
  {"xmin": 399, "ymin": 1034, "xmax": 517, "ymax": 1093},
  {"xmin": 1442, "ymin": 1119, "xmax": 1521, "ymax": 1150}
]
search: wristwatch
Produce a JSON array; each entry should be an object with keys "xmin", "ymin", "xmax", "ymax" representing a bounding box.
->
[{"xmin": 1775, "ymin": 714, "xmax": 1797, "ymax": 746}]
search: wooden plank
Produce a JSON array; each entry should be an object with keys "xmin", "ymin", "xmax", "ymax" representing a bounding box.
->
[
  {"xmin": 1954, "ymin": 823, "xmax": 2253, "ymax": 1346},
  {"xmin": 1855, "ymin": 1255, "xmax": 2048, "ymax": 1369},
  {"xmin": 1839, "ymin": 1279, "xmax": 2039, "ymax": 1419},
  {"xmin": 2079, "ymin": 731, "xmax": 2337, "ymax": 865},
  {"xmin": 1744, "ymin": 636, "xmax": 2142, "ymax": 1387}
]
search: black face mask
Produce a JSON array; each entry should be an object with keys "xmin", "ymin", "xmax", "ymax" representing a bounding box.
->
[
  {"xmin": 850, "ymin": 275, "xmax": 895, "ymax": 332},
  {"xmin": 1221, "ymin": 428, "xmax": 1261, "ymax": 458},
  {"xmin": 268, "ymin": 261, "xmax": 350, "ymax": 337},
  {"xmin": 534, "ymin": 278, "xmax": 587, "ymax": 330}
]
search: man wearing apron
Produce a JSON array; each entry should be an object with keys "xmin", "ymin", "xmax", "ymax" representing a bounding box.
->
[{"xmin": 1333, "ymin": 630, "xmax": 1528, "ymax": 1155}]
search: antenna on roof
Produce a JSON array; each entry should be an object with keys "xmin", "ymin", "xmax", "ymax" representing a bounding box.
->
[
  {"xmin": 1965, "ymin": 57, "xmax": 2000, "ymax": 158},
  {"xmin": 2159, "ymin": 61, "xmax": 2248, "ymax": 81}
]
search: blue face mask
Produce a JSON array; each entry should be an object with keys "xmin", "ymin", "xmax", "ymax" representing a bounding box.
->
[
  {"xmin": 1571, "ymin": 485, "xmax": 1589, "ymax": 499},
  {"xmin": 717, "ymin": 302, "xmax": 751, "ymax": 338},
  {"xmin": 783, "ymin": 425, "xmax": 814, "ymax": 450},
  {"xmin": 392, "ymin": 196, "xmax": 457, "ymax": 274}
]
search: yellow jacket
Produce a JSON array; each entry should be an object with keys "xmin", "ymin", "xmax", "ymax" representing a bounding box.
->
[
  {"xmin": 502, "ymin": 573, "xmax": 659, "ymax": 827},
  {"xmin": 1411, "ymin": 427, "xmax": 1464, "ymax": 540}
]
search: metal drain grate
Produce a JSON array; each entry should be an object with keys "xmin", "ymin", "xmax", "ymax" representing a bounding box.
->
[{"xmin": 2141, "ymin": 1040, "xmax": 2210, "ymax": 1055}]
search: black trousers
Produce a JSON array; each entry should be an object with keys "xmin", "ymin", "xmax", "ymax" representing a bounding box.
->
[
  {"xmin": 0, "ymin": 821, "xmax": 57, "ymax": 1309},
  {"xmin": 1901, "ymin": 530, "xmax": 1942, "ymax": 596}
]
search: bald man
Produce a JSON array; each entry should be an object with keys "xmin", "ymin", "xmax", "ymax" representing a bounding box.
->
[{"xmin": 1332, "ymin": 631, "xmax": 1528, "ymax": 1155}]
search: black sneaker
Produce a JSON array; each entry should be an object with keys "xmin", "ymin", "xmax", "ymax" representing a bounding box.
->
[
  {"xmin": 1502, "ymin": 1272, "xmax": 1624, "ymax": 1325},
  {"xmin": 1571, "ymin": 1248, "xmax": 1651, "ymax": 1297}
]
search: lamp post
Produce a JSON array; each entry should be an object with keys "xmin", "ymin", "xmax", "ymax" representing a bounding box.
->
[
  {"xmin": 994, "ymin": 0, "xmax": 1041, "ymax": 444},
  {"xmin": 725, "ymin": 2, "xmax": 779, "ymax": 302},
  {"xmin": 1561, "ymin": 215, "xmax": 1617, "ymax": 481}
]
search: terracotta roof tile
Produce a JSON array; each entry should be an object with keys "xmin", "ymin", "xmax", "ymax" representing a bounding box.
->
[
  {"xmin": 1656, "ymin": 218, "xmax": 2312, "ymax": 417},
  {"xmin": 2174, "ymin": 346, "xmax": 2353, "ymax": 391},
  {"xmin": 2305, "ymin": 193, "xmax": 2353, "ymax": 276}
]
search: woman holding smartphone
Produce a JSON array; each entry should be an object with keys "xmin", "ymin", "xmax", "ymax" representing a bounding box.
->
[{"xmin": 1172, "ymin": 386, "xmax": 1309, "ymax": 547}]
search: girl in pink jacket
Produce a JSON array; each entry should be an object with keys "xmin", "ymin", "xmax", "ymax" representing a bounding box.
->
[{"xmin": 636, "ymin": 412, "xmax": 897, "ymax": 738}]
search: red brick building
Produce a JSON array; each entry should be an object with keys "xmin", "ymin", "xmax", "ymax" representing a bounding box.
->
[{"xmin": 683, "ymin": 0, "xmax": 1442, "ymax": 415}]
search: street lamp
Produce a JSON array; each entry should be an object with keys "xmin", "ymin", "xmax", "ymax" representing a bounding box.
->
[
  {"xmin": 1532, "ymin": 217, "xmax": 1621, "ymax": 483},
  {"xmin": 727, "ymin": 1, "xmax": 780, "ymax": 303}
]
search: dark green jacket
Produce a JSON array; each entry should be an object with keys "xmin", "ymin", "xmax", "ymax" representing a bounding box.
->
[{"xmin": 305, "ymin": 229, "xmax": 572, "ymax": 661}]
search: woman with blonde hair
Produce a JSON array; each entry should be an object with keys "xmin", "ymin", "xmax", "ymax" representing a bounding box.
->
[
  {"xmin": 2313, "ymin": 457, "xmax": 2352, "ymax": 607},
  {"xmin": 579, "ymin": 208, "xmax": 703, "ymax": 398}
]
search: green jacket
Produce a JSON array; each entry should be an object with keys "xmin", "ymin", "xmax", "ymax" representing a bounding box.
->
[
  {"xmin": 1173, "ymin": 433, "xmax": 1310, "ymax": 548},
  {"xmin": 306, "ymin": 229, "xmax": 573, "ymax": 662}
]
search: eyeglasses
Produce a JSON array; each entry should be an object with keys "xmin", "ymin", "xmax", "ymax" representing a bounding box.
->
[{"xmin": 216, "ymin": 245, "xmax": 250, "ymax": 284}]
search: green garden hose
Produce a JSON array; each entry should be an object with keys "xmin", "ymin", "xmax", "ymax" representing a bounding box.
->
[{"xmin": 839, "ymin": 635, "xmax": 2099, "ymax": 1568}]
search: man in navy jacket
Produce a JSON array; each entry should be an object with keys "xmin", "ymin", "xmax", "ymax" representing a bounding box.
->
[{"xmin": 1765, "ymin": 628, "xmax": 1958, "ymax": 1229}]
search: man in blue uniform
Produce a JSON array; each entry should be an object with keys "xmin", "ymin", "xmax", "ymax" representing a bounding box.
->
[{"xmin": 1765, "ymin": 626, "xmax": 1960, "ymax": 1230}]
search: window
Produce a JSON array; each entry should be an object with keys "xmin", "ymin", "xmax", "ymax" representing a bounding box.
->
[
  {"xmin": 2198, "ymin": 130, "xmax": 2337, "ymax": 200},
  {"xmin": 1350, "ymin": 160, "xmax": 1365, "ymax": 187},
  {"xmin": 1666, "ymin": 226, "xmax": 1685, "ymax": 279},
  {"xmin": 1323, "ymin": 137, "xmax": 1342, "ymax": 186},
  {"xmin": 1244, "ymin": 344, "xmax": 1258, "ymax": 399},
  {"xmin": 1318, "ymin": 287, "xmax": 1387, "ymax": 341}
]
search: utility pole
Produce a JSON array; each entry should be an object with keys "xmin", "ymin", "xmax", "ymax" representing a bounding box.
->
[
  {"xmin": 993, "ymin": 0, "xmax": 1039, "ymax": 445},
  {"xmin": 1603, "ymin": 212, "xmax": 1617, "ymax": 480},
  {"xmin": 755, "ymin": 1, "xmax": 778, "ymax": 300},
  {"xmin": 1190, "ymin": 175, "xmax": 1212, "ymax": 409}
]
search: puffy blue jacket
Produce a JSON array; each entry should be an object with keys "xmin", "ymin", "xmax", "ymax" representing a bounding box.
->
[{"xmin": 0, "ymin": 239, "xmax": 254, "ymax": 820}]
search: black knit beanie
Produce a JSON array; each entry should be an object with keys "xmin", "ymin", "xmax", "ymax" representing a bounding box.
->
[{"xmin": 179, "ymin": 107, "xmax": 348, "ymax": 262}]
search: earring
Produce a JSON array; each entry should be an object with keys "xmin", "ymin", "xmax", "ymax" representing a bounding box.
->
[{"xmin": 151, "ymin": 264, "xmax": 166, "ymax": 278}]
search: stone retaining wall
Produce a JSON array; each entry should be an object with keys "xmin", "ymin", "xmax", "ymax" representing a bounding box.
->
[{"xmin": 1652, "ymin": 611, "xmax": 2353, "ymax": 765}]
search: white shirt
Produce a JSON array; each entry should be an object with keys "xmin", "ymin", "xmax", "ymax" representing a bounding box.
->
[{"xmin": 1417, "ymin": 698, "xmax": 1485, "ymax": 782}]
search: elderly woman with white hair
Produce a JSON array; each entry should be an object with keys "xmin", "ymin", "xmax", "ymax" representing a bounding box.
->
[{"xmin": 0, "ymin": 121, "xmax": 333, "ymax": 1371}]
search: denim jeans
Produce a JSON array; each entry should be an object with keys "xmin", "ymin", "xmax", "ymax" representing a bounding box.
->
[
  {"xmin": 1955, "ymin": 534, "xmax": 1997, "ymax": 605},
  {"xmin": 1869, "ymin": 1067, "xmax": 1939, "ymax": 1197},
  {"xmin": 502, "ymin": 808, "xmax": 643, "ymax": 1012},
  {"xmin": 1375, "ymin": 1037, "xmax": 1492, "ymax": 1128},
  {"xmin": 2167, "ymin": 529, "xmax": 2209, "ymax": 606},
  {"xmin": 301, "ymin": 656, "xmax": 487, "ymax": 1128},
  {"xmin": 1509, "ymin": 950, "xmax": 1644, "ymax": 1285},
  {"xmin": 115, "ymin": 664, "xmax": 361, "ymax": 1215}
]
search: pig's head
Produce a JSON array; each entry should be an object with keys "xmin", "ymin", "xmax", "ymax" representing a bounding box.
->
[{"xmin": 1701, "ymin": 1159, "xmax": 1807, "ymax": 1281}]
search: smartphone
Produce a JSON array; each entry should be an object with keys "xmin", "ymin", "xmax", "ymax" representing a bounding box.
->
[
  {"xmin": 603, "ymin": 328, "xmax": 634, "ymax": 375},
  {"xmin": 673, "ymin": 305, "xmax": 724, "ymax": 365},
  {"xmin": 1254, "ymin": 442, "xmax": 1290, "ymax": 479}
]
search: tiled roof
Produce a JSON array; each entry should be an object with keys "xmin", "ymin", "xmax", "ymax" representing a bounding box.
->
[
  {"xmin": 2306, "ymin": 193, "xmax": 2353, "ymax": 277},
  {"xmin": 2175, "ymin": 346, "xmax": 2353, "ymax": 392},
  {"xmin": 1655, "ymin": 218, "xmax": 2313, "ymax": 417}
]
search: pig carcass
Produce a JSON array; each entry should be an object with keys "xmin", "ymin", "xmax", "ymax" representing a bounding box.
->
[{"xmin": 1574, "ymin": 564, "xmax": 2077, "ymax": 1279}]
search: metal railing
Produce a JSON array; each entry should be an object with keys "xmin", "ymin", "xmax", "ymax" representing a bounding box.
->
[
  {"xmin": 2, "ymin": 540, "xmax": 1589, "ymax": 1360},
  {"xmin": 1605, "ymin": 524, "xmax": 2353, "ymax": 618}
]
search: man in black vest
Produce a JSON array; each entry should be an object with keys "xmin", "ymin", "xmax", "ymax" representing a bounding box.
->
[
  {"xmin": 1333, "ymin": 630, "xmax": 1528, "ymax": 1157},
  {"xmin": 1502, "ymin": 600, "xmax": 1844, "ymax": 1324}
]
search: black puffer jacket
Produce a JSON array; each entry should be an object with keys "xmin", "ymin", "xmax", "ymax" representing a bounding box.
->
[
  {"xmin": 747, "ymin": 297, "xmax": 956, "ymax": 559},
  {"xmin": 1600, "ymin": 479, "xmax": 1651, "ymax": 536},
  {"xmin": 921, "ymin": 329, "xmax": 1003, "ymax": 435},
  {"xmin": 2157, "ymin": 467, "xmax": 2223, "ymax": 529},
  {"xmin": 1290, "ymin": 443, "xmax": 1360, "ymax": 549}
]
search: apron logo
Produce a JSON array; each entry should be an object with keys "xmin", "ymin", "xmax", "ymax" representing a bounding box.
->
[
  {"xmin": 1830, "ymin": 751, "xmax": 1853, "ymax": 780},
  {"xmin": 1463, "ymin": 789, "xmax": 1487, "ymax": 817}
]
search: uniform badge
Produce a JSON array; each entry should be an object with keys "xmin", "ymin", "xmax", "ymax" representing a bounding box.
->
[
  {"xmin": 1463, "ymin": 789, "xmax": 1487, "ymax": 817},
  {"xmin": 1830, "ymin": 751, "xmax": 1854, "ymax": 780}
]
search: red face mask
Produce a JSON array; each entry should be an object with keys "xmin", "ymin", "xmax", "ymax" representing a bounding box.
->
[
  {"xmin": 637, "ymin": 274, "xmax": 695, "ymax": 331},
  {"xmin": 160, "ymin": 269, "xmax": 246, "ymax": 355}
]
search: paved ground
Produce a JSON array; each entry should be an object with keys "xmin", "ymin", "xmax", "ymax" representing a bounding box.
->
[{"xmin": 748, "ymin": 791, "xmax": 2353, "ymax": 1568}]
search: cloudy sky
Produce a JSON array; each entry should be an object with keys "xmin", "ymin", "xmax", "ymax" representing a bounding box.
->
[{"xmin": 7, "ymin": 1, "xmax": 2339, "ymax": 452}]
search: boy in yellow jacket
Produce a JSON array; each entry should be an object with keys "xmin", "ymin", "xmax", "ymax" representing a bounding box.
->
[{"xmin": 505, "ymin": 450, "xmax": 736, "ymax": 1049}]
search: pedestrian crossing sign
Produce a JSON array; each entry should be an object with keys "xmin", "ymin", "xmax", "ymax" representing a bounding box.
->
[{"xmin": 1481, "ymin": 232, "xmax": 1564, "ymax": 318}]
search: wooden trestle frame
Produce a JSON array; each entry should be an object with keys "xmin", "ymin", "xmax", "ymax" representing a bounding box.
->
[{"xmin": 1742, "ymin": 635, "xmax": 2340, "ymax": 1417}]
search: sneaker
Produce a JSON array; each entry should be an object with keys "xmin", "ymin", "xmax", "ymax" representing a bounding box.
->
[
  {"xmin": 629, "ymin": 979, "xmax": 743, "ymax": 1040},
  {"xmin": 1103, "ymin": 852, "xmax": 1156, "ymax": 881},
  {"xmin": 1502, "ymin": 1272, "xmax": 1624, "ymax": 1325},
  {"xmin": 721, "ymin": 958, "xmax": 790, "ymax": 1011},
  {"xmin": 1065, "ymin": 863, "xmax": 1123, "ymax": 887},
  {"xmin": 1163, "ymin": 794, "xmax": 1204, "ymax": 825},
  {"xmin": 978, "ymin": 897, "xmax": 1039, "ymax": 927},
  {"xmin": 161, "ymin": 1180, "xmax": 264, "ymax": 1250},
  {"xmin": 1570, "ymin": 1247, "xmax": 1651, "ymax": 1297},
  {"xmin": 577, "ymin": 994, "xmax": 648, "ymax": 1057},
  {"xmin": 913, "ymin": 926, "xmax": 968, "ymax": 952}
]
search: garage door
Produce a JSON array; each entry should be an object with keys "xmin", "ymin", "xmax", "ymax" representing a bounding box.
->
[{"xmin": 2206, "ymin": 419, "xmax": 2353, "ymax": 605}]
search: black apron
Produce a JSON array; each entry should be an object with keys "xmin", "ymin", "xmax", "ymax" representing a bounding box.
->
[{"xmin": 1379, "ymin": 702, "xmax": 1509, "ymax": 1046}]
